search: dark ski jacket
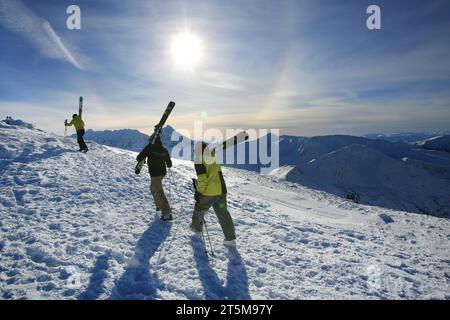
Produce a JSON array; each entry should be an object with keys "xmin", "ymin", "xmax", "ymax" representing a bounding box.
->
[{"xmin": 137, "ymin": 138, "xmax": 172, "ymax": 177}]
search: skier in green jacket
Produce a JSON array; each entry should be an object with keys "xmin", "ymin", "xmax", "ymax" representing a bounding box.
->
[
  {"xmin": 191, "ymin": 141, "xmax": 236, "ymax": 247},
  {"xmin": 65, "ymin": 114, "xmax": 88, "ymax": 152}
]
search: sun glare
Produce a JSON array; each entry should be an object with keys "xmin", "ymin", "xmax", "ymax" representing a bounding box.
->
[{"xmin": 170, "ymin": 32, "xmax": 203, "ymax": 71}]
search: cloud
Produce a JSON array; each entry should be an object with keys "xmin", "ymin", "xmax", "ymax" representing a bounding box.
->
[
  {"xmin": 0, "ymin": 0, "xmax": 85, "ymax": 70},
  {"xmin": 41, "ymin": 21, "xmax": 84, "ymax": 70},
  {"xmin": 198, "ymin": 71, "xmax": 245, "ymax": 91}
]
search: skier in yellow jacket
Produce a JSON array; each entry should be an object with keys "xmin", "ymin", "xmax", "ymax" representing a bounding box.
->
[
  {"xmin": 65, "ymin": 114, "xmax": 89, "ymax": 152},
  {"xmin": 191, "ymin": 141, "xmax": 236, "ymax": 248}
]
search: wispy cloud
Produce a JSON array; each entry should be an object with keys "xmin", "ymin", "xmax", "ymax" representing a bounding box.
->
[
  {"xmin": 0, "ymin": 0, "xmax": 85, "ymax": 70},
  {"xmin": 198, "ymin": 71, "xmax": 245, "ymax": 91}
]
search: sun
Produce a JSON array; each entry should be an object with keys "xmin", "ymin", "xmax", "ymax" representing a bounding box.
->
[{"xmin": 170, "ymin": 32, "xmax": 203, "ymax": 71}]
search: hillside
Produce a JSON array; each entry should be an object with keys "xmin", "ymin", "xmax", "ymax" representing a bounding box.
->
[
  {"xmin": 1, "ymin": 121, "xmax": 449, "ymax": 299},
  {"xmin": 270, "ymin": 144, "xmax": 450, "ymax": 217},
  {"xmin": 243, "ymin": 134, "xmax": 450, "ymax": 217},
  {"xmin": 414, "ymin": 135, "xmax": 450, "ymax": 153},
  {"xmin": 362, "ymin": 132, "xmax": 450, "ymax": 143}
]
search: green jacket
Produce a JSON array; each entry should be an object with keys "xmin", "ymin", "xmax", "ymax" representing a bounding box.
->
[
  {"xmin": 193, "ymin": 134, "xmax": 247, "ymax": 196},
  {"xmin": 194, "ymin": 152, "xmax": 227, "ymax": 196},
  {"xmin": 67, "ymin": 116, "xmax": 85, "ymax": 131}
]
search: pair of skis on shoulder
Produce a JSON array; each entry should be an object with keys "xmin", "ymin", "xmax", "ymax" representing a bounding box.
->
[
  {"xmin": 135, "ymin": 101, "xmax": 176, "ymax": 174},
  {"xmin": 135, "ymin": 100, "xmax": 249, "ymax": 172}
]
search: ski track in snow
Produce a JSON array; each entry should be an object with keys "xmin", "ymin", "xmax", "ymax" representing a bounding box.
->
[{"xmin": 0, "ymin": 125, "xmax": 449, "ymax": 300}]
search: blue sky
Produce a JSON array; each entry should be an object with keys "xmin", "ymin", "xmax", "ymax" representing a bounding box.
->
[{"xmin": 0, "ymin": 0, "xmax": 449, "ymax": 136}]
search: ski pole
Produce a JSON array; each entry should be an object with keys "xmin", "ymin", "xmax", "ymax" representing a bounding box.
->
[
  {"xmin": 167, "ymin": 168, "xmax": 172, "ymax": 203},
  {"xmin": 165, "ymin": 168, "xmax": 170, "ymax": 203},
  {"xmin": 203, "ymin": 217, "xmax": 215, "ymax": 257},
  {"xmin": 201, "ymin": 224, "xmax": 209, "ymax": 256}
]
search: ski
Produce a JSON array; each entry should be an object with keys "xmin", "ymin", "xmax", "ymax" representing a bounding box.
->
[
  {"xmin": 205, "ymin": 131, "xmax": 249, "ymax": 154},
  {"xmin": 221, "ymin": 131, "xmax": 249, "ymax": 150},
  {"xmin": 135, "ymin": 101, "xmax": 176, "ymax": 175},
  {"xmin": 151, "ymin": 101, "xmax": 176, "ymax": 144},
  {"xmin": 79, "ymin": 96, "xmax": 83, "ymax": 119}
]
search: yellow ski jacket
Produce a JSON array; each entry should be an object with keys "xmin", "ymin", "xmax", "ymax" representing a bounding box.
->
[
  {"xmin": 67, "ymin": 116, "xmax": 85, "ymax": 131},
  {"xmin": 194, "ymin": 146, "xmax": 227, "ymax": 196}
]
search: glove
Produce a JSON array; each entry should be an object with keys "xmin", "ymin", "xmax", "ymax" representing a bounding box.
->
[
  {"xmin": 135, "ymin": 160, "xmax": 145, "ymax": 175},
  {"xmin": 64, "ymin": 120, "xmax": 68, "ymax": 126}
]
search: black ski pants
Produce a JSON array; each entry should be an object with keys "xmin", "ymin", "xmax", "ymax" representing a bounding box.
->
[{"xmin": 76, "ymin": 129, "xmax": 88, "ymax": 151}]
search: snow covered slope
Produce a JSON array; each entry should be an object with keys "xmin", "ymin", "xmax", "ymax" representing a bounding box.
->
[
  {"xmin": 1, "ymin": 121, "xmax": 449, "ymax": 299},
  {"xmin": 363, "ymin": 132, "xmax": 450, "ymax": 143},
  {"xmin": 266, "ymin": 135, "xmax": 450, "ymax": 217},
  {"xmin": 414, "ymin": 135, "xmax": 450, "ymax": 153},
  {"xmin": 270, "ymin": 144, "xmax": 450, "ymax": 217}
]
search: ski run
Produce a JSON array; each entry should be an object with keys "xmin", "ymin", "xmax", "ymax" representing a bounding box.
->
[{"xmin": 0, "ymin": 121, "xmax": 449, "ymax": 300}]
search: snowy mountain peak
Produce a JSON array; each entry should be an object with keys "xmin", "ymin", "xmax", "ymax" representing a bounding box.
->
[
  {"xmin": 77, "ymin": 125, "xmax": 183, "ymax": 153},
  {"xmin": 414, "ymin": 135, "xmax": 450, "ymax": 153},
  {"xmin": 1, "ymin": 117, "xmax": 35, "ymax": 130}
]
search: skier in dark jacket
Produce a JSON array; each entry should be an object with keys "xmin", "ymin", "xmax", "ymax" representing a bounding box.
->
[{"xmin": 136, "ymin": 135, "xmax": 173, "ymax": 220}]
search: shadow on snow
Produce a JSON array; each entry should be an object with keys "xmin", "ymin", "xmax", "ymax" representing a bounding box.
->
[
  {"xmin": 108, "ymin": 219, "xmax": 172, "ymax": 299},
  {"xmin": 191, "ymin": 236, "xmax": 251, "ymax": 300},
  {"xmin": 78, "ymin": 252, "xmax": 111, "ymax": 300}
]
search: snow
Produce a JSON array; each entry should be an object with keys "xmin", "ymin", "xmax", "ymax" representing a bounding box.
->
[
  {"xmin": 268, "ymin": 136, "xmax": 450, "ymax": 217},
  {"xmin": 0, "ymin": 118, "xmax": 35, "ymax": 130},
  {"xmin": 414, "ymin": 135, "xmax": 450, "ymax": 153},
  {"xmin": 363, "ymin": 132, "xmax": 450, "ymax": 143},
  {"xmin": 1, "ymin": 121, "xmax": 449, "ymax": 300}
]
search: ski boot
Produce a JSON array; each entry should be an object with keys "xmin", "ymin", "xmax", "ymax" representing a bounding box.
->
[
  {"xmin": 189, "ymin": 223, "xmax": 202, "ymax": 234},
  {"xmin": 223, "ymin": 239, "xmax": 237, "ymax": 248},
  {"xmin": 161, "ymin": 212, "xmax": 173, "ymax": 221}
]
